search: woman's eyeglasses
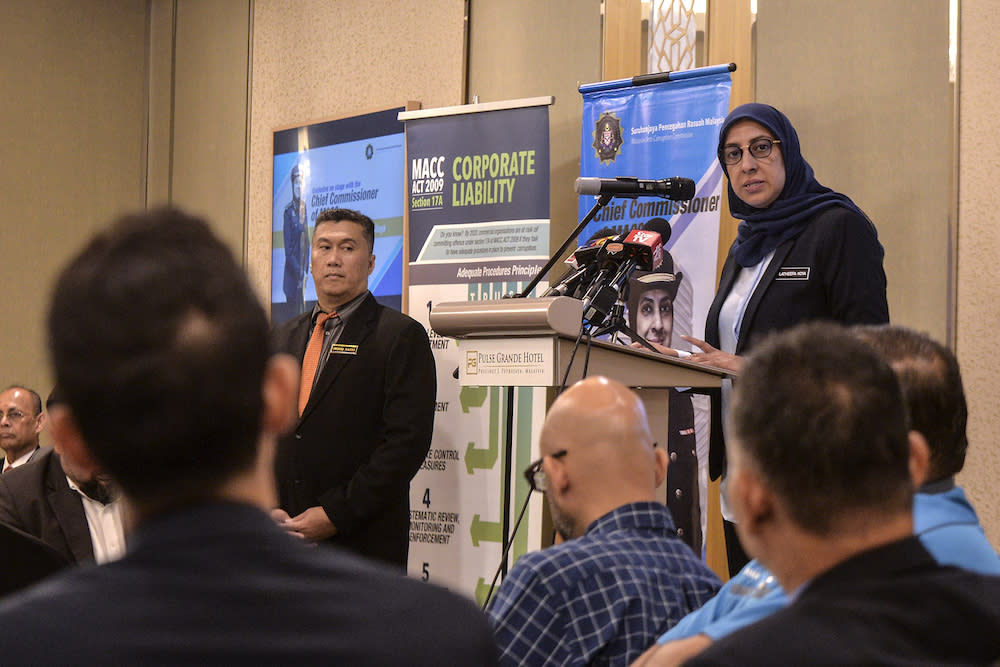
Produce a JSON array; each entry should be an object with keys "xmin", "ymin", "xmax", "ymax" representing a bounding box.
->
[{"xmin": 721, "ymin": 137, "xmax": 781, "ymax": 165}]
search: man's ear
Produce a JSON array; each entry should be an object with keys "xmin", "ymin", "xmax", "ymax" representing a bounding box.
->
[
  {"xmin": 545, "ymin": 455, "xmax": 571, "ymax": 494},
  {"xmin": 33, "ymin": 411, "xmax": 47, "ymax": 436},
  {"xmin": 48, "ymin": 406, "xmax": 101, "ymax": 472},
  {"xmin": 907, "ymin": 430, "xmax": 931, "ymax": 489},
  {"xmin": 262, "ymin": 354, "xmax": 299, "ymax": 436},
  {"xmin": 652, "ymin": 446, "xmax": 669, "ymax": 489},
  {"xmin": 729, "ymin": 466, "xmax": 774, "ymax": 533}
]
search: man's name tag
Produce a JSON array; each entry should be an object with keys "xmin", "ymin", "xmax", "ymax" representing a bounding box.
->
[
  {"xmin": 329, "ymin": 344, "xmax": 359, "ymax": 356},
  {"xmin": 776, "ymin": 267, "xmax": 810, "ymax": 281}
]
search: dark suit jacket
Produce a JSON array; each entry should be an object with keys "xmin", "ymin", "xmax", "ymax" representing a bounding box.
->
[
  {"xmin": 704, "ymin": 207, "xmax": 889, "ymax": 479},
  {"xmin": 0, "ymin": 449, "xmax": 94, "ymax": 564},
  {"xmin": 0, "ymin": 520, "xmax": 70, "ymax": 597},
  {"xmin": 685, "ymin": 537, "xmax": 1000, "ymax": 666},
  {"xmin": 0, "ymin": 445, "xmax": 44, "ymax": 472},
  {"xmin": 0, "ymin": 502, "xmax": 498, "ymax": 665},
  {"xmin": 272, "ymin": 292, "xmax": 436, "ymax": 567}
]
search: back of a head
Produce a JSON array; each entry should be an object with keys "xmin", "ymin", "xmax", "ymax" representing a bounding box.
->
[
  {"xmin": 853, "ymin": 325, "xmax": 968, "ymax": 481},
  {"xmin": 730, "ymin": 322, "xmax": 912, "ymax": 534},
  {"xmin": 545, "ymin": 376, "xmax": 657, "ymax": 493},
  {"xmin": 47, "ymin": 208, "xmax": 270, "ymax": 504}
]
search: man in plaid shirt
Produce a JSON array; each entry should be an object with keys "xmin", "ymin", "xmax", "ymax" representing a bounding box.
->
[{"xmin": 487, "ymin": 376, "xmax": 720, "ymax": 666}]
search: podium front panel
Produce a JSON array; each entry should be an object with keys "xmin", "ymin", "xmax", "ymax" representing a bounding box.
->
[
  {"xmin": 460, "ymin": 337, "xmax": 556, "ymax": 386},
  {"xmin": 456, "ymin": 335, "xmax": 725, "ymax": 389}
]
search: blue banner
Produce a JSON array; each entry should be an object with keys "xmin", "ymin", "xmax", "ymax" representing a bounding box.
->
[
  {"xmin": 580, "ymin": 70, "xmax": 732, "ymax": 554},
  {"xmin": 579, "ymin": 70, "xmax": 731, "ymax": 344},
  {"xmin": 271, "ymin": 108, "xmax": 406, "ymax": 325}
]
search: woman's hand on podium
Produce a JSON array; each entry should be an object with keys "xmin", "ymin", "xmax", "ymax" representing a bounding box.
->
[
  {"xmin": 630, "ymin": 340, "xmax": 677, "ymax": 356},
  {"xmin": 679, "ymin": 335, "xmax": 744, "ymax": 373}
]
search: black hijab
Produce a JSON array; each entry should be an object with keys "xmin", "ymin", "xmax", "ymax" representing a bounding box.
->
[{"xmin": 718, "ymin": 103, "xmax": 876, "ymax": 267}]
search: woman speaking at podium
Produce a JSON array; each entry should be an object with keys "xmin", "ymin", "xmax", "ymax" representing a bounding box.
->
[{"xmin": 641, "ymin": 103, "xmax": 889, "ymax": 575}]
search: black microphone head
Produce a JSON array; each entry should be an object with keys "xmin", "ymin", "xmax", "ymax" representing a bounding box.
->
[
  {"xmin": 672, "ymin": 178, "xmax": 696, "ymax": 200},
  {"xmin": 586, "ymin": 226, "xmax": 618, "ymax": 245},
  {"xmin": 641, "ymin": 217, "xmax": 672, "ymax": 244}
]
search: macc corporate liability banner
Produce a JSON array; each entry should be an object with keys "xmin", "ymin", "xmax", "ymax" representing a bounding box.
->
[{"xmin": 400, "ymin": 98, "xmax": 552, "ymax": 603}]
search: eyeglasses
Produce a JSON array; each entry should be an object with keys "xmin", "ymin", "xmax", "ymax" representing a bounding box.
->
[
  {"xmin": 0, "ymin": 409, "xmax": 30, "ymax": 423},
  {"xmin": 523, "ymin": 450, "xmax": 568, "ymax": 493},
  {"xmin": 721, "ymin": 137, "xmax": 781, "ymax": 165}
]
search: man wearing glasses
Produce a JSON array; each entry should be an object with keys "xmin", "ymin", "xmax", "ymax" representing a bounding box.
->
[
  {"xmin": 0, "ymin": 386, "xmax": 45, "ymax": 473},
  {"xmin": 487, "ymin": 376, "xmax": 720, "ymax": 667}
]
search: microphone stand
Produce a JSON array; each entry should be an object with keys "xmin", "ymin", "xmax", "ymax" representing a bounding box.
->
[
  {"xmin": 517, "ymin": 194, "xmax": 613, "ymax": 299},
  {"xmin": 492, "ymin": 195, "xmax": 613, "ymax": 596},
  {"xmin": 588, "ymin": 287, "xmax": 659, "ymax": 354}
]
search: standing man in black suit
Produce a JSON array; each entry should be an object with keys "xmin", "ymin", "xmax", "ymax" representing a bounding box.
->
[
  {"xmin": 271, "ymin": 207, "xmax": 436, "ymax": 568},
  {"xmin": 0, "ymin": 208, "xmax": 496, "ymax": 665},
  {"xmin": 0, "ymin": 386, "xmax": 46, "ymax": 472}
]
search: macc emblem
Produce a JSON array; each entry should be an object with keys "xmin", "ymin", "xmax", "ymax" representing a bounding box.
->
[{"xmin": 592, "ymin": 112, "xmax": 625, "ymax": 164}]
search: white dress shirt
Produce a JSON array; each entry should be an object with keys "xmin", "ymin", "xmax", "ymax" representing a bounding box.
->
[{"xmin": 66, "ymin": 476, "xmax": 126, "ymax": 563}]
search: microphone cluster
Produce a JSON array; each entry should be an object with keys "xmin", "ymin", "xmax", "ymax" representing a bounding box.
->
[{"xmin": 543, "ymin": 218, "xmax": 673, "ymax": 326}]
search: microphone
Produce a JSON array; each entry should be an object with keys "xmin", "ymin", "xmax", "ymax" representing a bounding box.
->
[
  {"xmin": 548, "ymin": 219, "xmax": 671, "ymax": 301},
  {"xmin": 575, "ymin": 176, "xmax": 696, "ymax": 200},
  {"xmin": 580, "ymin": 228, "xmax": 664, "ymax": 323},
  {"xmin": 543, "ymin": 229, "xmax": 625, "ymax": 298},
  {"xmin": 641, "ymin": 217, "xmax": 672, "ymax": 245},
  {"xmin": 621, "ymin": 227, "xmax": 664, "ymax": 274},
  {"xmin": 542, "ymin": 264, "xmax": 591, "ymax": 297}
]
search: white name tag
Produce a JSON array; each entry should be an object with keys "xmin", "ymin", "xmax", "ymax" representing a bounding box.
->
[{"xmin": 776, "ymin": 267, "xmax": 810, "ymax": 281}]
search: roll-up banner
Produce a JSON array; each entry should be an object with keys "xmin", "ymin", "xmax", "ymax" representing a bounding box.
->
[
  {"xmin": 271, "ymin": 107, "xmax": 408, "ymax": 326},
  {"xmin": 400, "ymin": 98, "xmax": 552, "ymax": 601},
  {"xmin": 579, "ymin": 66, "xmax": 732, "ymax": 547}
]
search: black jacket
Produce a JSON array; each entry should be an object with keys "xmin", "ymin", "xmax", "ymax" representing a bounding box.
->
[
  {"xmin": 272, "ymin": 293, "xmax": 436, "ymax": 567},
  {"xmin": 0, "ymin": 448, "xmax": 94, "ymax": 564},
  {"xmin": 705, "ymin": 206, "xmax": 889, "ymax": 479}
]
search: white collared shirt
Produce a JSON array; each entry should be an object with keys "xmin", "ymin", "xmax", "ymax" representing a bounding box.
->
[
  {"xmin": 719, "ymin": 250, "xmax": 775, "ymax": 522},
  {"xmin": 66, "ymin": 476, "xmax": 126, "ymax": 563},
  {"xmin": 1, "ymin": 448, "xmax": 37, "ymax": 473}
]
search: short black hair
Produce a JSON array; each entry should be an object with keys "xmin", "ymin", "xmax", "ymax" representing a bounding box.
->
[
  {"xmin": 314, "ymin": 208, "xmax": 375, "ymax": 254},
  {"xmin": 3, "ymin": 385, "xmax": 42, "ymax": 415},
  {"xmin": 45, "ymin": 385, "xmax": 65, "ymax": 411},
  {"xmin": 853, "ymin": 325, "xmax": 968, "ymax": 481},
  {"xmin": 730, "ymin": 322, "xmax": 912, "ymax": 534},
  {"xmin": 47, "ymin": 208, "xmax": 270, "ymax": 506}
]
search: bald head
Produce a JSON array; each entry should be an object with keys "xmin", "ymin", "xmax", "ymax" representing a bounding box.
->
[
  {"xmin": 543, "ymin": 376, "xmax": 652, "ymax": 451},
  {"xmin": 0, "ymin": 386, "xmax": 45, "ymax": 464},
  {"xmin": 539, "ymin": 377, "xmax": 667, "ymax": 538}
]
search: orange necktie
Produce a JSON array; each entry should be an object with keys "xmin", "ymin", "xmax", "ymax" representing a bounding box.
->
[{"xmin": 298, "ymin": 311, "xmax": 336, "ymax": 415}]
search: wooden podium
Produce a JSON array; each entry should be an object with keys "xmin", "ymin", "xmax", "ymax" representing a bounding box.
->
[
  {"xmin": 430, "ymin": 296, "xmax": 728, "ymax": 390},
  {"xmin": 430, "ymin": 296, "xmax": 729, "ymax": 559}
]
